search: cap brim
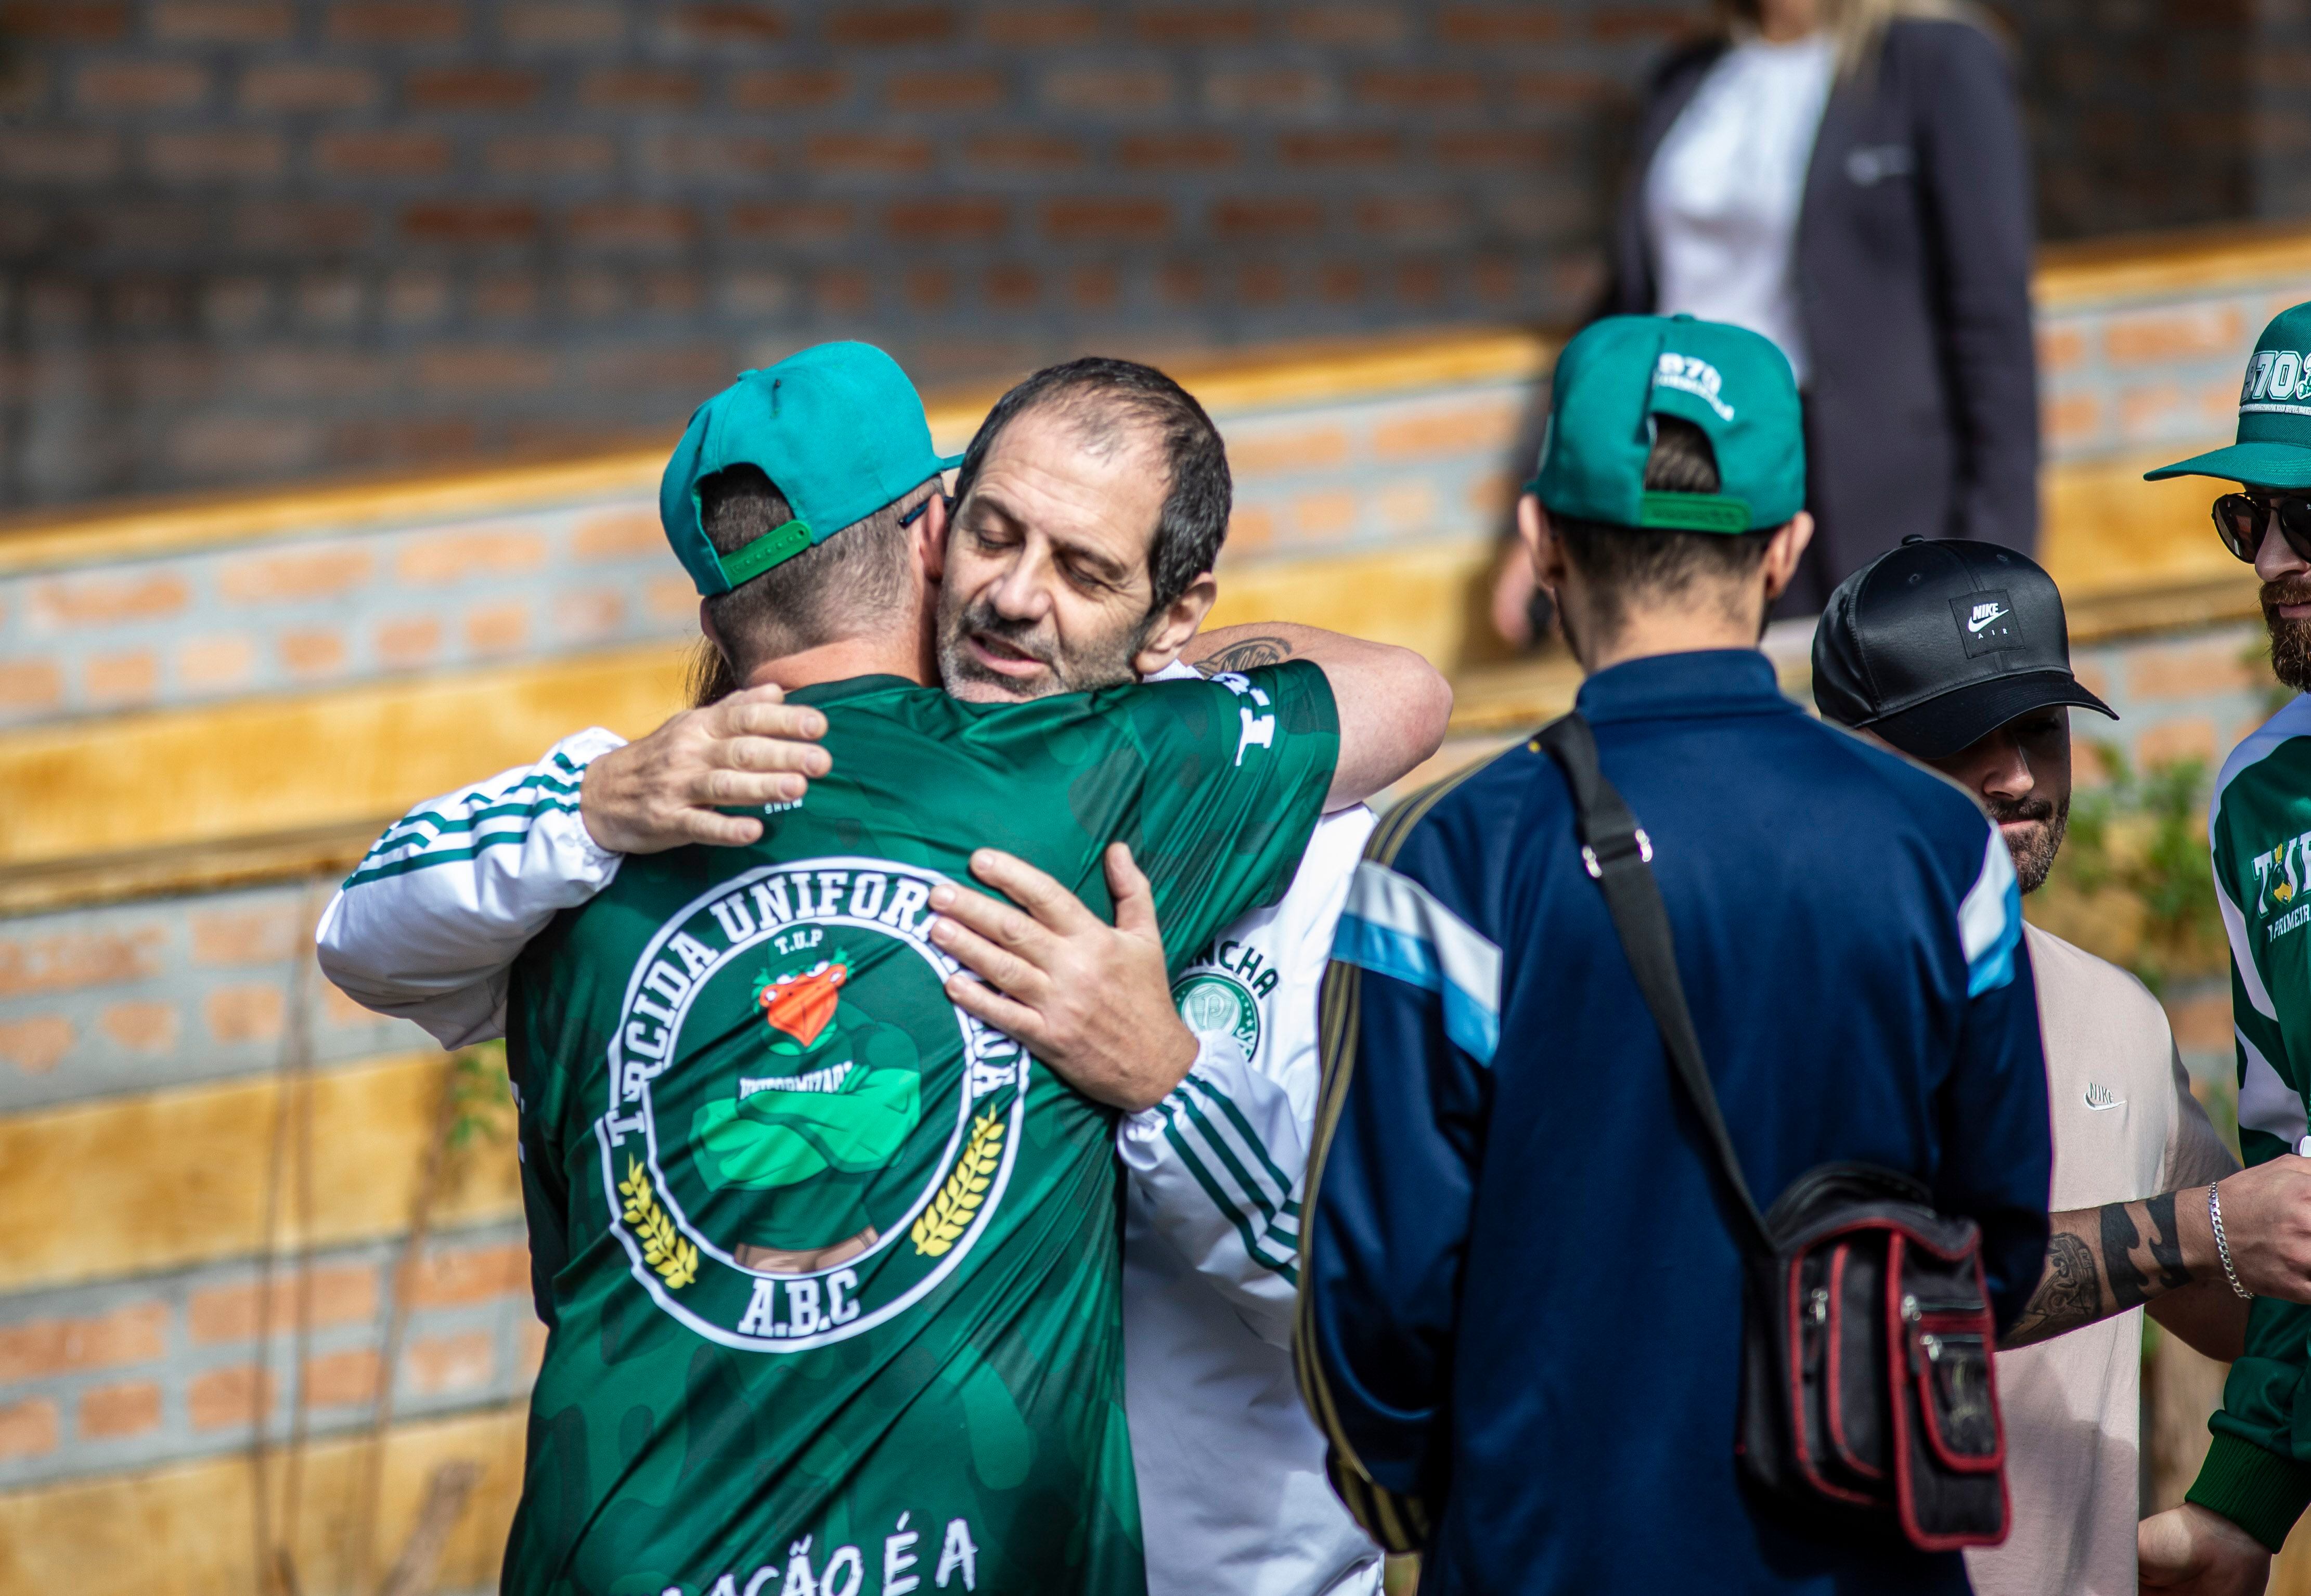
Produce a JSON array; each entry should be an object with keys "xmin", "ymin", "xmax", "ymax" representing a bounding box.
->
[
  {"xmin": 1862, "ymin": 670, "xmax": 2118, "ymax": 762},
  {"xmin": 936, "ymin": 449, "xmax": 966, "ymax": 471},
  {"xmin": 2144, "ymin": 440, "xmax": 2311, "ymax": 488}
]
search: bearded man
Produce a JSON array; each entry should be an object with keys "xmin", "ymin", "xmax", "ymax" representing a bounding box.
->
[
  {"xmin": 1811, "ymin": 538, "xmax": 2311, "ymax": 1596},
  {"xmin": 2137, "ymin": 300, "xmax": 2311, "ymax": 1594}
]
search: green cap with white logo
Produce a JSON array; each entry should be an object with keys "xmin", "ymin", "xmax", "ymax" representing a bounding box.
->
[
  {"xmin": 661, "ymin": 341, "xmax": 964, "ymax": 596},
  {"xmin": 1527, "ymin": 313, "xmax": 1805, "ymax": 533},
  {"xmin": 2147, "ymin": 301, "xmax": 2311, "ymax": 489}
]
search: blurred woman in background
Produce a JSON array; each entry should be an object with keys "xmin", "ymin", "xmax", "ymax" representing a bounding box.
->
[{"xmin": 1494, "ymin": 0, "xmax": 2035, "ymax": 640}]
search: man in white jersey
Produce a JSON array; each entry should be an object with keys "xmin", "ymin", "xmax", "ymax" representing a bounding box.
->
[{"xmin": 320, "ymin": 358, "xmax": 1409, "ymax": 1596}]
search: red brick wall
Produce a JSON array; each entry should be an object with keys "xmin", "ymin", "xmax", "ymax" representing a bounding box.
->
[
  {"xmin": 3, "ymin": 0, "xmax": 2306, "ymax": 510},
  {"xmin": 0, "ymin": 0, "xmax": 1686, "ymax": 507}
]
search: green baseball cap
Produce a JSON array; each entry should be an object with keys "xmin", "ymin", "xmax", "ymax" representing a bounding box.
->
[
  {"xmin": 1527, "ymin": 313, "xmax": 1805, "ymax": 533},
  {"xmin": 2147, "ymin": 301, "xmax": 2311, "ymax": 489},
  {"xmin": 660, "ymin": 341, "xmax": 964, "ymax": 596}
]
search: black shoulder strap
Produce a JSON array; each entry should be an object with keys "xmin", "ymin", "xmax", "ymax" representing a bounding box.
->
[{"xmin": 1535, "ymin": 712, "xmax": 1774, "ymax": 1259}]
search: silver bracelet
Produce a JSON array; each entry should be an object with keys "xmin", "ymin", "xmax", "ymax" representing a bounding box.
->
[{"xmin": 2211, "ymin": 1180, "xmax": 2254, "ymax": 1300}]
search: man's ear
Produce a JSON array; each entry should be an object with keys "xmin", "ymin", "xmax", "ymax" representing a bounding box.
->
[
  {"xmin": 1518, "ymin": 494, "xmax": 1569, "ymax": 597},
  {"xmin": 1759, "ymin": 511, "xmax": 1816, "ymax": 604},
  {"xmin": 1131, "ymin": 572, "xmax": 1219, "ymax": 677},
  {"xmin": 917, "ymin": 487, "xmax": 950, "ymax": 587}
]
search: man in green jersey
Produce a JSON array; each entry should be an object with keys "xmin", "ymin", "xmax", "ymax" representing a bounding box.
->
[
  {"xmin": 2136, "ymin": 301, "xmax": 2311, "ymax": 1594},
  {"xmin": 320, "ymin": 343, "xmax": 1447, "ymax": 1596}
]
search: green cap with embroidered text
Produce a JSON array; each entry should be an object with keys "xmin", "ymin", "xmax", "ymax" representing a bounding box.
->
[
  {"xmin": 1527, "ymin": 313, "xmax": 1805, "ymax": 534},
  {"xmin": 660, "ymin": 341, "xmax": 964, "ymax": 596},
  {"xmin": 2147, "ymin": 301, "xmax": 2311, "ymax": 489}
]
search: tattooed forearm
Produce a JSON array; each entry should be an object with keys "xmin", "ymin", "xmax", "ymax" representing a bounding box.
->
[
  {"xmin": 2144, "ymin": 1191, "xmax": 2193, "ymax": 1291},
  {"xmin": 1194, "ymin": 635, "xmax": 1296, "ymax": 674},
  {"xmin": 2007, "ymin": 1192, "xmax": 2206, "ymax": 1347},
  {"xmin": 2005, "ymin": 1234, "xmax": 2102, "ymax": 1346},
  {"xmin": 2101, "ymin": 1202, "xmax": 2151, "ymax": 1310}
]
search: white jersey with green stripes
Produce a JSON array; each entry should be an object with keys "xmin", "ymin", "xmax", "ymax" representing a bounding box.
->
[{"xmin": 1118, "ymin": 801, "xmax": 1383, "ymax": 1596}]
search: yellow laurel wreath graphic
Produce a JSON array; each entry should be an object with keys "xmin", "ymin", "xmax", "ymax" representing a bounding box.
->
[
  {"xmin": 618, "ymin": 1157, "xmax": 700, "ymax": 1289},
  {"xmin": 911, "ymin": 1110, "xmax": 1005, "ymax": 1256}
]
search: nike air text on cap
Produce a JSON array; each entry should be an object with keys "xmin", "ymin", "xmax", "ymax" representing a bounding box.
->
[
  {"xmin": 2146, "ymin": 300, "xmax": 2311, "ymax": 490},
  {"xmin": 1812, "ymin": 538, "xmax": 2116, "ymax": 761},
  {"xmin": 1526, "ymin": 313, "xmax": 1806, "ymax": 534},
  {"xmin": 661, "ymin": 341, "xmax": 965, "ymax": 597}
]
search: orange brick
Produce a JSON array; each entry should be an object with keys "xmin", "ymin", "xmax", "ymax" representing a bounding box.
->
[
  {"xmin": 1293, "ymin": 490, "xmax": 1357, "ymax": 541},
  {"xmin": 303, "ymin": 1347, "xmax": 380, "ymax": 1407},
  {"xmin": 573, "ymin": 507, "xmax": 660, "ymax": 560},
  {"xmin": 280, "ymin": 629, "xmax": 346, "ymax": 677},
  {"xmin": 0, "ymin": 660, "xmax": 63, "ymax": 710},
  {"xmin": 376, "ymin": 616, "xmax": 442, "ymax": 669},
  {"xmin": 2043, "ymin": 393, "xmax": 2102, "ymax": 451},
  {"xmin": 85, "ymin": 650, "xmax": 158, "ymax": 703},
  {"xmin": 645, "ymin": 576, "xmax": 695, "ymax": 622},
  {"xmin": 218, "ymin": 547, "xmax": 373, "ymax": 601},
  {"xmin": 0, "ymin": 927, "xmax": 165, "ymax": 998},
  {"xmin": 2166, "ymin": 992, "xmax": 2231, "ymax": 1055},
  {"xmin": 405, "ymin": 1331, "xmax": 494, "ymax": 1395},
  {"xmin": 188, "ymin": 1365, "xmax": 273, "ymax": 1431},
  {"xmin": 2036, "ymin": 325, "xmax": 2086, "ymax": 373},
  {"xmin": 2129, "ymin": 642, "xmax": 2257, "ymax": 701},
  {"xmin": 0, "ymin": 1304, "xmax": 167, "ymax": 1381},
  {"xmin": 79, "ymin": 1381, "xmax": 162, "ymax": 1440},
  {"xmin": 554, "ymin": 590, "xmax": 625, "ymax": 643},
  {"xmin": 189, "ymin": 1264, "xmax": 379, "ymax": 1344},
  {"xmin": 188, "ymin": 905, "xmax": 299, "ymax": 966},
  {"xmin": 1372, "ymin": 401, "xmax": 1519, "ymax": 460},
  {"xmin": 321, "ymin": 984, "xmax": 384, "ymax": 1029},
  {"xmin": 0, "ymin": 1399, "xmax": 59, "ymax": 1459},
  {"xmin": 98, "ymin": 1001, "xmax": 178, "ymax": 1053},
  {"xmin": 407, "ymin": 1243, "xmax": 527, "ymax": 1307},
  {"xmin": 397, "ymin": 528, "xmax": 549, "ymax": 585},
  {"xmin": 1377, "ymin": 480, "xmax": 1438, "ymax": 535},
  {"xmin": 464, "ymin": 602, "xmax": 529, "ymax": 655},
  {"xmin": 1466, "ymin": 470, "xmax": 1516, "ymax": 518},
  {"xmin": 2105, "ymin": 304, "xmax": 2246, "ymax": 366},
  {"xmin": 2137, "ymin": 718, "xmax": 2217, "ymax": 769},
  {"xmin": 1224, "ymin": 505, "xmax": 1276, "ymax": 557},
  {"xmin": 178, "ymin": 634, "xmax": 255, "ymax": 691},
  {"xmin": 29, "ymin": 573, "xmax": 190, "ymax": 627},
  {"xmin": 205, "ymin": 983, "xmax": 285, "ymax": 1043},
  {"xmin": 0, "ymin": 1015, "xmax": 73, "ymax": 1073},
  {"xmin": 1226, "ymin": 425, "xmax": 1350, "ymax": 477}
]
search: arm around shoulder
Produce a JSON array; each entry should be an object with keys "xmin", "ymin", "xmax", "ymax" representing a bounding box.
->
[{"xmin": 1183, "ymin": 622, "xmax": 1451, "ymax": 808}]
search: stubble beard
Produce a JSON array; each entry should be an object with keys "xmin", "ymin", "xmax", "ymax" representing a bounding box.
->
[
  {"xmin": 935, "ymin": 587, "xmax": 1147, "ymax": 703},
  {"xmin": 2265, "ymin": 579, "xmax": 2311, "ymax": 692},
  {"xmin": 1990, "ymin": 790, "xmax": 2069, "ymax": 896}
]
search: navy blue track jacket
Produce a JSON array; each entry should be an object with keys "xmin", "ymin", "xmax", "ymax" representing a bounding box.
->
[{"xmin": 1297, "ymin": 650, "xmax": 2052, "ymax": 1596}]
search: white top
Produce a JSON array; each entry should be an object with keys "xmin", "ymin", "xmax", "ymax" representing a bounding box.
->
[
  {"xmin": 1962, "ymin": 925, "xmax": 2238, "ymax": 1596},
  {"xmin": 1644, "ymin": 31, "xmax": 1837, "ymax": 384}
]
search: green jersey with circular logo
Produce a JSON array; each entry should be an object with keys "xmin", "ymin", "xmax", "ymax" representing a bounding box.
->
[{"xmin": 500, "ymin": 664, "xmax": 1338, "ymax": 1596}]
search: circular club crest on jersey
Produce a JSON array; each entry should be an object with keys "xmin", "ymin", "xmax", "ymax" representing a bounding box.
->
[
  {"xmin": 1172, "ymin": 970, "xmax": 1261, "ymax": 1057},
  {"xmin": 593, "ymin": 857, "xmax": 1028, "ymax": 1352}
]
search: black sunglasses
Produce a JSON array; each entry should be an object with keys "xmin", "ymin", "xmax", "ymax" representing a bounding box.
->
[{"xmin": 2213, "ymin": 491, "xmax": 2311, "ymax": 564}]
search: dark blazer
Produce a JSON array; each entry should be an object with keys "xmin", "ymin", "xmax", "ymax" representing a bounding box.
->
[{"xmin": 1606, "ymin": 20, "xmax": 2038, "ymax": 611}]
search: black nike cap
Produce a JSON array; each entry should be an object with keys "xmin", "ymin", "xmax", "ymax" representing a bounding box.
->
[{"xmin": 1811, "ymin": 537, "xmax": 2115, "ymax": 760}]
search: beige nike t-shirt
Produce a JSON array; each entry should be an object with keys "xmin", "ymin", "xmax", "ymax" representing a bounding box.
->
[{"xmin": 1964, "ymin": 924, "xmax": 2238, "ymax": 1596}]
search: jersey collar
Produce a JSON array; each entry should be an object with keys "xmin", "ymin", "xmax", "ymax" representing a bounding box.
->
[{"xmin": 1573, "ymin": 648, "xmax": 1794, "ymax": 726}]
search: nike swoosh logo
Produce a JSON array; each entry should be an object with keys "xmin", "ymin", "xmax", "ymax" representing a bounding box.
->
[
  {"xmin": 1967, "ymin": 608, "xmax": 2009, "ymax": 633},
  {"xmin": 2086, "ymin": 1096, "xmax": 2126, "ymax": 1111}
]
